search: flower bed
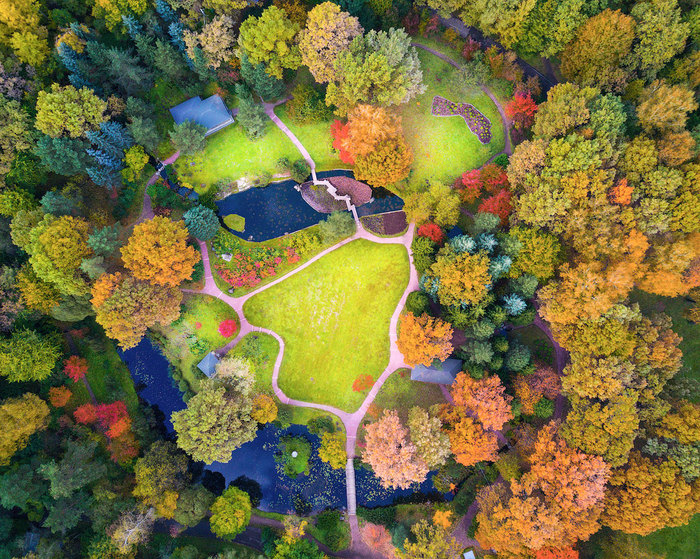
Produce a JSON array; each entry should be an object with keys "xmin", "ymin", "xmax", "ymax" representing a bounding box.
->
[
  {"xmin": 431, "ymin": 95, "xmax": 492, "ymax": 144},
  {"xmin": 212, "ymin": 232, "xmax": 299, "ymax": 289}
]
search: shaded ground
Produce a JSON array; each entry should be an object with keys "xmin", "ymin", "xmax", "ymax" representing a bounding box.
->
[{"xmin": 360, "ymin": 211, "xmax": 408, "ymax": 236}]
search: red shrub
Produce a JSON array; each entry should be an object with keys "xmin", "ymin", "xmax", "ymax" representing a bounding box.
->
[
  {"xmin": 459, "ymin": 169, "xmax": 482, "ymax": 203},
  {"xmin": 461, "ymin": 37, "xmax": 481, "ymax": 61},
  {"xmin": 480, "ymin": 163, "xmax": 509, "ymax": 194},
  {"xmin": 417, "ymin": 223, "xmax": 446, "ymax": 244},
  {"xmin": 195, "ymin": 321, "xmax": 202, "ymax": 329},
  {"xmin": 478, "ymin": 189, "xmax": 512, "ymax": 225},
  {"xmin": 49, "ymin": 386, "xmax": 72, "ymax": 408},
  {"xmin": 74, "ymin": 403, "xmax": 97, "ymax": 424},
  {"xmin": 63, "ymin": 355, "xmax": 88, "ymax": 382},
  {"xmin": 352, "ymin": 374, "xmax": 374, "ymax": 392},
  {"xmin": 218, "ymin": 319, "xmax": 238, "ymax": 337},
  {"xmin": 506, "ymin": 93, "xmax": 538, "ymax": 130},
  {"xmin": 96, "ymin": 401, "xmax": 131, "ymax": 439}
]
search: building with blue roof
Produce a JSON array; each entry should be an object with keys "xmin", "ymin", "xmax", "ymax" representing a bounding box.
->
[
  {"xmin": 169, "ymin": 95, "xmax": 235, "ymax": 136},
  {"xmin": 410, "ymin": 358, "xmax": 462, "ymax": 385},
  {"xmin": 197, "ymin": 351, "xmax": 220, "ymax": 378}
]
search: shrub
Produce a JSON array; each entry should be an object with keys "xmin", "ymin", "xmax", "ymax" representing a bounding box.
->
[
  {"xmin": 223, "ymin": 214, "xmax": 245, "ymax": 232},
  {"xmin": 218, "ymin": 319, "xmax": 238, "ymax": 338},
  {"xmin": 64, "ymin": 355, "xmax": 88, "ymax": 382},
  {"xmin": 452, "ymin": 474, "xmax": 480, "ymax": 515},
  {"xmin": 314, "ymin": 510, "xmax": 349, "ymax": 552},
  {"xmin": 417, "ymin": 222, "xmax": 445, "ymax": 244},
  {"xmin": 308, "ymin": 415, "xmax": 336, "ymax": 435},
  {"xmin": 411, "ymin": 236, "xmax": 437, "ymax": 273},
  {"xmin": 318, "ymin": 211, "xmax": 355, "ymax": 243},
  {"xmin": 405, "ymin": 291, "xmax": 430, "ymax": 316},
  {"xmin": 533, "ymin": 397, "xmax": 554, "ymax": 418},
  {"xmin": 357, "ymin": 506, "xmax": 397, "ymax": 528},
  {"xmin": 493, "ymin": 153, "xmax": 509, "ymax": 167},
  {"xmin": 290, "ymin": 159, "xmax": 311, "ymax": 183}
]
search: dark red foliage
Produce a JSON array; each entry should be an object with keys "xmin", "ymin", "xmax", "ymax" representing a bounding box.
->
[
  {"xmin": 417, "ymin": 223, "xmax": 446, "ymax": 244},
  {"xmin": 461, "ymin": 37, "xmax": 481, "ymax": 61},
  {"xmin": 95, "ymin": 401, "xmax": 131, "ymax": 439},
  {"xmin": 63, "ymin": 355, "xmax": 88, "ymax": 382},
  {"xmin": 218, "ymin": 319, "xmax": 238, "ymax": 337},
  {"xmin": 478, "ymin": 189, "xmax": 512, "ymax": 225},
  {"xmin": 480, "ymin": 163, "xmax": 509, "ymax": 194},
  {"xmin": 459, "ymin": 169, "xmax": 482, "ymax": 203}
]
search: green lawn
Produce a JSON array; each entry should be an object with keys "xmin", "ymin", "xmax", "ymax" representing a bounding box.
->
[
  {"xmin": 274, "ymin": 103, "xmax": 348, "ymax": 172},
  {"xmin": 629, "ymin": 290, "xmax": 700, "ymax": 390},
  {"xmin": 244, "ymin": 240, "xmax": 410, "ymax": 412},
  {"xmin": 229, "ymin": 332, "xmax": 345, "ymax": 428},
  {"xmin": 400, "ymin": 44, "xmax": 505, "ymax": 189},
  {"xmin": 372, "ymin": 369, "xmax": 446, "ymax": 423},
  {"xmin": 511, "ymin": 324, "xmax": 555, "ymax": 368},
  {"xmin": 153, "ymin": 294, "xmax": 240, "ymax": 391},
  {"xmin": 173, "ymin": 119, "xmax": 301, "ymax": 194}
]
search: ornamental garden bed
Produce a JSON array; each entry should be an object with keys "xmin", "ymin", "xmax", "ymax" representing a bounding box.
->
[{"xmin": 431, "ymin": 95, "xmax": 492, "ymax": 144}]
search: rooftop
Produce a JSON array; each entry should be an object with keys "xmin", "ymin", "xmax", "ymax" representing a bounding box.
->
[
  {"xmin": 197, "ymin": 351, "xmax": 220, "ymax": 378},
  {"xmin": 410, "ymin": 358, "xmax": 462, "ymax": 384},
  {"xmin": 169, "ymin": 95, "xmax": 235, "ymax": 136}
]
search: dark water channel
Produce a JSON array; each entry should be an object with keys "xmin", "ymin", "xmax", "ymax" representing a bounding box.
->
[{"xmin": 121, "ymin": 339, "xmax": 447, "ymax": 513}]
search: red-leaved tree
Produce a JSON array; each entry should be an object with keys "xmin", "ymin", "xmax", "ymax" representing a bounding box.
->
[
  {"xmin": 64, "ymin": 355, "xmax": 88, "ymax": 382},
  {"xmin": 49, "ymin": 386, "xmax": 72, "ymax": 408},
  {"xmin": 535, "ymin": 548, "xmax": 579, "ymax": 559},
  {"xmin": 478, "ymin": 189, "xmax": 512, "ymax": 225},
  {"xmin": 506, "ymin": 93, "xmax": 538, "ymax": 130},
  {"xmin": 331, "ymin": 120, "xmax": 354, "ymax": 164},
  {"xmin": 74, "ymin": 403, "xmax": 97, "ymax": 424},
  {"xmin": 417, "ymin": 223, "xmax": 446, "ymax": 244},
  {"xmin": 95, "ymin": 401, "xmax": 131, "ymax": 439},
  {"xmin": 353, "ymin": 374, "xmax": 374, "ymax": 392}
]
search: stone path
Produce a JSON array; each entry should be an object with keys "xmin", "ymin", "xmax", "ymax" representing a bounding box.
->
[
  {"xmin": 412, "ymin": 42, "xmax": 512, "ymax": 159},
  {"xmin": 184, "ymin": 221, "xmax": 418, "ymax": 556}
]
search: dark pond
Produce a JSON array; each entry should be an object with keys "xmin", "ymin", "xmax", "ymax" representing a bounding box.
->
[
  {"xmin": 121, "ymin": 338, "xmax": 447, "ymax": 513},
  {"xmin": 216, "ymin": 169, "xmax": 404, "ymax": 242}
]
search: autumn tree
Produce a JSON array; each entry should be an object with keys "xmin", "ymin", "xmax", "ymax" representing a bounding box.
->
[
  {"xmin": 35, "ymin": 84, "xmax": 107, "ymax": 138},
  {"xmin": 238, "ymin": 6, "xmax": 301, "ymax": 79},
  {"xmin": 133, "ymin": 441, "xmax": 191, "ymax": 518},
  {"xmin": 0, "ymin": 329, "xmax": 61, "ymax": 382},
  {"xmin": 654, "ymin": 401, "xmax": 700, "ymax": 444},
  {"xmin": 396, "ymin": 312, "xmax": 453, "ymax": 367},
  {"xmin": 0, "ymin": 393, "xmax": 49, "ymax": 465},
  {"xmin": 508, "ymin": 225, "xmax": 562, "ymax": 281},
  {"xmin": 298, "ymin": 2, "xmax": 362, "ymax": 83},
  {"xmin": 109, "ymin": 507, "xmax": 155, "ymax": 554},
  {"xmin": 442, "ymin": 413, "xmax": 499, "ymax": 467},
  {"xmin": 121, "ymin": 216, "xmax": 199, "ymax": 287},
  {"xmin": 16, "ymin": 265, "xmax": 60, "ymax": 313},
  {"xmin": 407, "ymin": 406, "xmax": 450, "ymax": 469},
  {"xmin": 353, "ymin": 135, "xmax": 414, "ymax": 189},
  {"xmin": 403, "ymin": 181, "xmax": 461, "ymax": 228},
  {"xmin": 363, "ymin": 410, "xmax": 429, "ymax": 489},
  {"xmin": 397, "ymin": 521, "xmax": 462, "ymax": 559},
  {"xmin": 360, "ymin": 523, "xmax": 394, "ymax": 558},
  {"xmin": 49, "ymin": 386, "xmax": 72, "ymax": 408},
  {"xmin": 424, "ymin": 248, "xmax": 492, "ymax": 308},
  {"xmin": 451, "ymin": 373, "xmax": 513, "ymax": 431},
  {"xmin": 602, "ymin": 451, "xmax": 699, "ymax": 535},
  {"xmin": 209, "ymin": 486, "xmax": 252, "ymax": 540},
  {"xmin": 326, "ymin": 28, "xmax": 425, "ymax": 116},
  {"xmin": 251, "ymin": 394, "xmax": 278, "ymax": 424},
  {"xmin": 560, "ymin": 10, "xmax": 635, "ymax": 92},
  {"xmin": 342, "ymin": 104, "xmax": 402, "ymax": 160},
  {"xmin": 0, "ymin": 96, "xmax": 34, "ymax": 178},
  {"xmin": 183, "ymin": 15, "xmax": 236, "ymax": 69},
  {"xmin": 172, "ymin": 379, "xmax": 257, "ymax": 464},
  {"xmin": 91, "ymin": 272, "xmax": 182, "ymax": 349},
  {"xmin": 476, "ymin": 422, "xmax": 609, "ymax": 555},
  {"xmin": 505, "ymin": 93, "xmax": 538, "ymax": 131},
  {"xmin": 318, "ymin": 432, "xmax": 347, "ymax": 469},
  {"xmin": 63, "ymin": 355, "xmax": 88, "ymax": 382}
]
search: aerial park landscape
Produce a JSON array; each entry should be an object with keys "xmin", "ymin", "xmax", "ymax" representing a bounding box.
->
[{"xmin": 0, "ymin": 0, "xmax": 698, "ymax": 558}]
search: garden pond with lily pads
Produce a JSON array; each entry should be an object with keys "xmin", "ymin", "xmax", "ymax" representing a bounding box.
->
[{"xmin": 121, "ymin": 338, "xmax": 449, "ymax": 513}]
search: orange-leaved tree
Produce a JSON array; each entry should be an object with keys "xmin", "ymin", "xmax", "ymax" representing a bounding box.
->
[
  {"xmin": 396, "ymin": 312, "xmax": 453, "ymax": 367},
  {"xmin": 121, "ymin": 216, "xmax": 199, "ymax": 287},
  {"xmin": 451, "ymin": 373, "xmax": 513, "ymax": 431},
  {"xmin": 362, "ymin": 409, "xmax": 428, "ymax": 489}
]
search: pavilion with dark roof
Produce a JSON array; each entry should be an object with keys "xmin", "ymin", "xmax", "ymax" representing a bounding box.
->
[
  {"xmin": 169, "ymin": 94, "xmax": 234, "ymax": 136},
  {"xmin": 410, "ymin": 358, "xmax": 462, "ymax": 385}
]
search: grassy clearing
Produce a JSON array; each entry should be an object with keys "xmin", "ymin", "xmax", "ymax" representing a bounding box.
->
[
  {"xmin": 274, "ymin": 103, "xmax": 348, "ymax": 172},
  {"xmin": 244, "ymin": 240, "xmax": 409, "ymax": 412},
  {"xmin": 631, "ymin": 515, "xmax": 700, "ymax": 559},
  {"xmin": 629, "ymin": 290, "xmax": 700, "ymax": 388},
  {"xmin": 210, "ymin": 224, "xmax": 353, "ymax": 298},
  {"xmin": 400, "ymin": 43, "xmax": 505, "ymax": 188},
  {"xmin": 511, "ymin": 324, "xmax": 555, "ymax": 368},
  {"xmin": 173, "ymin": 119, "xmax": 300, "ymax": 194},
  {"xmin": 229, "ymin": 333, "xmax": 345, "ymax": 428},
  {"xmin": 153, "ymin": 294, "xmax": 240, "ymax": 390},
  {"xmin": 372, "ymin": 368, "xmax": 446, "ymax": 423}
]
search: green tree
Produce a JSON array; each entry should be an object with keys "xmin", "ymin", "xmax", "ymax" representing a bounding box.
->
[
  {"xmin": 240, "ymin": 54, "xmax": 286, "ymax": 100},
  {"xmin": 133, "ymin": 441, "xmax": 191, "ymax": 519},
  {"xmin": 184, "ymin": 205, "xmax": 219, "ymax": 240},
  {"xmin": 238, "ymin": 6, "xmax": 301, "ymax": 79},
  {"xmin": 631, "ymin": 0, "xmax": 689, "ymax": 80},
  {"xmin": 326, "ymin": 28, "xmax": 425, "ymax": 116},
  {"xmin": 298, "ymin": 2, "xmax": 362, "ymax": 83},
  {"xmin": 209, "ymin": 486, "xmax": 251, "ymax": 540},
  {"xmin": 403, "ymin": 181, "xmax": 460, "ymax": 228},
  {"xmin": 0, "ymin": 96, "xmax": 34, "ymax": 177},
  {"xmin": 174, "ymin": 485, "xmax": 215, "ymax": 527},
  {"xmin": 235, "ymin": 84, "xmax": 268, "ymax": 141},
  {"xmin": 0, "ymin": 329, "xmax": 61, "ymax": 382},
  {"xmin": 127, "ymin": 116, "xmax": 160, "ymax": 154},
  {"xmin": 0, "ymin": 393, "xmax": 50, "ymax": 465},
  {"xmin": 87, "ymin": 224, "xmax": 121, "ymax": 257},
  {"xmin": 35, "ymin": 135, "xmax": 93, "ymax": 176},
  {"xmin": 35, "ymin": 84, "xmax": 107, "ymax": 138},
  {"xmin": 532, "ymin": 82, "xmax": 597, "ymax": 139},
  {"xmin": 169, "ymin": 121, "xmax": 207, "ymax": 156},
  {"xmin": 318, "ymin": 210, "xmax": 355, "ymax": 243},
  {"xmin": 38, "ymin": 438, "xmax": 107, "ymax": 499},
  {"xmin": 172, "ymin": 379, "xmax": 257, "ymax": 464},
  {"xmin": 44, "ymin": 491, "xmax": 91, "ymax": 535}
]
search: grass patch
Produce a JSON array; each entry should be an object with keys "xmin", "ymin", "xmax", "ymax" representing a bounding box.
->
[
  {"xmin": 629, "ymin": 290, "xmax": 700, "ymax": 388},
  {"xmin": 173, "ymin": 118, "xmax": 300, "ymax": 194},
  {"xmin": 274, "ymin": 103, "xmax": 347, "ymax": 172},
  {"xmin": 627, "ymin": 515, "xmax": 700, "ymax": 559},
  {"xmin": 229, "ymin": 333, "xmax": 345, "ymax": 428},
  {"xmin": 372, "ymin": 368, "xmax": 446, "ymax": 423},
  {"xmin": 244, "ymin": 240, "xmax": 409, "ymax": 412},
  {"xmin": 224, "ymin": 213, "xmax": 246, "ymax": 231},
  {"xmin": 400, "ymin": 43, "xmax": 505, "ymax": 188},
  {"xmin": 78, "ymin": 337, "xmax": 140, "ymax": 416},
  {"xmin": 153, "ymin": 294, "xmax": 240, "ymax": 391},
  {"xmin": 511, "ymin": 324, "xmax": 555, "ymax": 367}
]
